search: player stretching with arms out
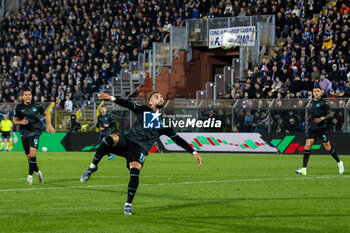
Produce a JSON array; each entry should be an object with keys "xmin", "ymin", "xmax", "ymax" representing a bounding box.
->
[
  {"xmin": 295, "ymin": 85, "xmax": 344, "ymax": 176},
  {"xmin": 80, "ymin": 91, "xmax": 202, "ymax": 215},
  {"xmin": 13, "ymin": 89, "xmax": 56, "ymax": 184}
]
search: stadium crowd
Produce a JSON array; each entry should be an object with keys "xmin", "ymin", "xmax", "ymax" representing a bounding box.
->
[
  {"xmin": 0, "ymin": 0, "xmax": 349, "ymax": 132},
  {"xmin": 225, "ymin": 0, "xmax": 350, "ymax": 100}
]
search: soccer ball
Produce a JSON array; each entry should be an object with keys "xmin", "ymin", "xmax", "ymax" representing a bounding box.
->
[
  {"xmin": 42, "ymin": 147, "xmax": 48, "ymax": 152},
  {"xmin": 219, "ymin": 32, "xmax": 239, "ymax": 50}
]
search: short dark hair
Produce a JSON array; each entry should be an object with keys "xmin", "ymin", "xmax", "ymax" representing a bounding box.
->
[
  {"xmin": 147, "ymin": 91, "xmax": 160, "ymax": 102},
  {"xmin": 22, "ymin": 88, "xmax": 32, "ymax": 94},
  {"xmin": 313, "ymin": 83, "xmax": 322, "ymax": 90}
]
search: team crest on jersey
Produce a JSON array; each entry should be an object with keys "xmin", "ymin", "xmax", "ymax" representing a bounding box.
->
[
  {"xmin": 33, "ymin": 107, "xmax": 37, "ymax": 112},
  {"xmin": 316, "ymin": 103, "xmax": 320, "ymax": 107}
]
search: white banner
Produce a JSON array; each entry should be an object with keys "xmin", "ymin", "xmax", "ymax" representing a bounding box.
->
[
  {"xmin": 209, "ymin": 26, "xmax": 256, "ymax": 49},
  {"xmin": 160, "ymin": 133, "xmax": 278, "ymax": 153}
]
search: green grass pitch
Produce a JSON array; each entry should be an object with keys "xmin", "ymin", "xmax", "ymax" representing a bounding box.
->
[{"xmin": 0, "ymin": 152, "xmax": 349, "ymax": 233}]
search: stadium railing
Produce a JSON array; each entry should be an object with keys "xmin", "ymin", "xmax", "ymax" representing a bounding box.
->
[{"xmin": 1, "ymin": 98, "xmax": 349, "ymax": 133}]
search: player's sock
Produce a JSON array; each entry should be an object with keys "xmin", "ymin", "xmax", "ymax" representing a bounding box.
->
[
  {"xmin": 89, "ymin": 163, "xmax": 97, "ymax": 170},
  {"xmin": 28, "ymin": 158, "xmax": 36, "ymax": 175},
  {"xmin": 29, "ymin": 157, "xmax": 39, "ymax": 173},
  {"xmin": 127, "ymin": 168, "xmax": 140, "ymax": 204},
  {"xmin": 0, "ymin": 141, "xmax": 3, "ymax": 150},
  {"xmin": 92, "ymin": 136, "xmax": 114, "ymax": 166},
  {"xmin": 6, "ymin": 141, "xmax": 9, "ymax": 151},
  {"xmin": 328, "ymin": 147, "xmax": 340, "ymax": 163},
  {"xmin": 302, "ymin": 150, "xmax": 311, "ymax": 168}
]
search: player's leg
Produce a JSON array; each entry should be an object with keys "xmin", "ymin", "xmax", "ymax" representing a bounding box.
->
[
  {"xmin": 21, "ymin": 136, "xmax": 33, "ymax": 184},
  {"xmin": 0, "ymin": 136, "xmax": 4, "ymax": 151},
  {"xmin": 6, "ymin": 135, "xmax": 10, "ymax": 151},
  {"xmin": 321, "ymin": 136, "xmax": 344, "ymax": 174},
  {"xmin": 27, "ymin": 136, "xmax": 43, "ymax": 184},
  {"xmin": 295, "ymin": 138, "xmax": 314, "ymax": 176},
  {"xmin": 101, "ymin": 135, "xmax": 114, "ymax": 161},
  {"xmin": 5, "ymin": 138, "xmax": 8, "ymax": 151},
  {"xmin": 94, "ymin": 134, "xmax": 119, "ymax": 165},
  {"xmin": 80, "ymin": 134, "xmax": 121, "ymax": 182},
  {"xmin": 124, "ymin": 161, "xmax": 143, "ymax": 215},
  {"xmin": 2, "ymin": 132, "xmax": 9, "ymax": 151}
]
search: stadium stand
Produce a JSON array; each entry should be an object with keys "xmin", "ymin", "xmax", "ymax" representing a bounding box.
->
[{"xmin": 0, "ymin": 0, "xmax": 349, "ymax": 132}]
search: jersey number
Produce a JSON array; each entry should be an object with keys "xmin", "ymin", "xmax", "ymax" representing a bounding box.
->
[{"xmin": 139, "ymin": 153, "xmax": 145, "ymax": 163}]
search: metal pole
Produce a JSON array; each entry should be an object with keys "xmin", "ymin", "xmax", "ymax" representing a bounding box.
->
[
  {"xmin": 231, "ymin": 100, "xmax": 237, "ymax": 132},
  {"xmin": 305, "ymin": 98, "xmax": 313, "ymax": 133},
  {"xmin": 268, "ymin": 99, "xmax": 275, "ymax": 133},
  {"xmin": 129, "ymin": 110, "xmax": 133, "ymax": 130},
  {"xmin": 0, "ymin": 0, "xmax": 4, "ymax": 17},
  {"xmin": 239, "ymin": 47, "xmax": 244, "ymax": 79},
  {"xmin": 186, "ymin": 20, "xmax": 189, "ymax": 50},
  {"xmin": 206, "ymin": 18, "xmax": 209, "ymax": 47},
  {"xmin": 170, "ymin": 27, "xmax": 173, "ymax": 71},
  {"xmin": 213, "ymin": 84, "xmax": 217, "ymax": 101},
  {"xmin": 256, "ymin": 22, "xmax": 260, "ymax": 64},
  {"xmin": 152, "ymin": 43, "xmax": 156, "ymax": 90},
  {"xmin": 343, "ymin": 106, "xmax": 348, "ymax": 133}
]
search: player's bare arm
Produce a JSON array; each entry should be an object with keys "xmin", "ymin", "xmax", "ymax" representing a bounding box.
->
[
  {"xmin": 193, "ymin": 151, "xmax": 202, "ymax": 166},
  {"xmin": 170, "ymin": 133, "xmax": 202, "ymax": 166},
  {"xmin": 12, "ymin": 117, "xmax": 29, "ymax": 125},
  {"xmin": 314, "ymin": 112, "xmax": 334, "ymax": 123},
  {"xmin": 99, "ymin": 93, "xmax": 112, "ymax": 101},
  {"xmin": 44, "ymin": 113, "xmax": 56, "ymax": 134}
]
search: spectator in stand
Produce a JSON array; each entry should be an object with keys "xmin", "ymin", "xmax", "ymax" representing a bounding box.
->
[
  {"xmin": 286, "ymin": 118, "xmax": 299, "ymax": 133},
  {"xmin": 273, "ymin": 117, "xmax": 287, "ymax": 133},
  {"xmin": 310, "ymin": 66, "xmax": 321, "ymax": 82},
  {"xmin": 0, "ymin": 0, "xmax": 349, "ymax": 105},
  {"xmin": 319, "ymin": 73, "xmax": 333, "ymax": 92},
  {"xmin": 227, "ymin": 82, "xmax": 243, "ymax": 99},
  {"xmin": 340, "ymin": 3, "xmax": 350, "ymax": 16},
  {"xmin": 271, "ymin": 77, "xmax": 283, "ymax": 94},
  {"xmin": 291, "ymin": 74, "xmax": 304, "ymax": 94},
  {"xmin": 329, "ymin": 64, "xmax": 341, "ymax": 85},
  {"xmin": 64, "ymin": 96, "xmax": 73, "ymax": 112},
  {"xmin": 302, "ymin": 76, "xmax": 314, "ymax": 94}
]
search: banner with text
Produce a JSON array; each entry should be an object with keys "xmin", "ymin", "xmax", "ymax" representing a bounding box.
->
[
  {"xmin": 209, "ymin": 26, "xmax": 256, "ymax": 48},
  {"xmin": 159, "ymin": 133, "xmax": 278, "ymax": 153}
]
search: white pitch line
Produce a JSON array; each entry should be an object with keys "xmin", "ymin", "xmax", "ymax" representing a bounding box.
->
[
  {"xmin": 0, "ymin": 176, "xmax": 348, "ymax": 192},
  {"xmin": 0, "ymin": 174, "xmax": 237, "ymax": 181}
]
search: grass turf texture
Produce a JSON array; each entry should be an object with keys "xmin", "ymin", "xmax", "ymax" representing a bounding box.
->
[{"xmin": 0, "ymin": 152, "xmax": 349, "ymax": 233}]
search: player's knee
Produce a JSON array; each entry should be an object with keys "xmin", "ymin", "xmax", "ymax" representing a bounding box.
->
[
  {"xmin": 323, "ymin": 143, "xmax": 331, "ymax": 151},
  {"xmin": 102, "ymin": 135, "xmax": 115, "ymax": 147},
  {"xmin": 129, "ymin": 161, "xmax": 142, "ymax": 171},
  {"xmin": 304, "ymin": 143, "xmax": 311, "ymax": 150},
  {"xmin": 109, "ymin": 134, "xmax": 119, "ymax": 147},
  {"xmin": 29, "ymin": 148, "xmax": 37, "ymax": 157}
]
